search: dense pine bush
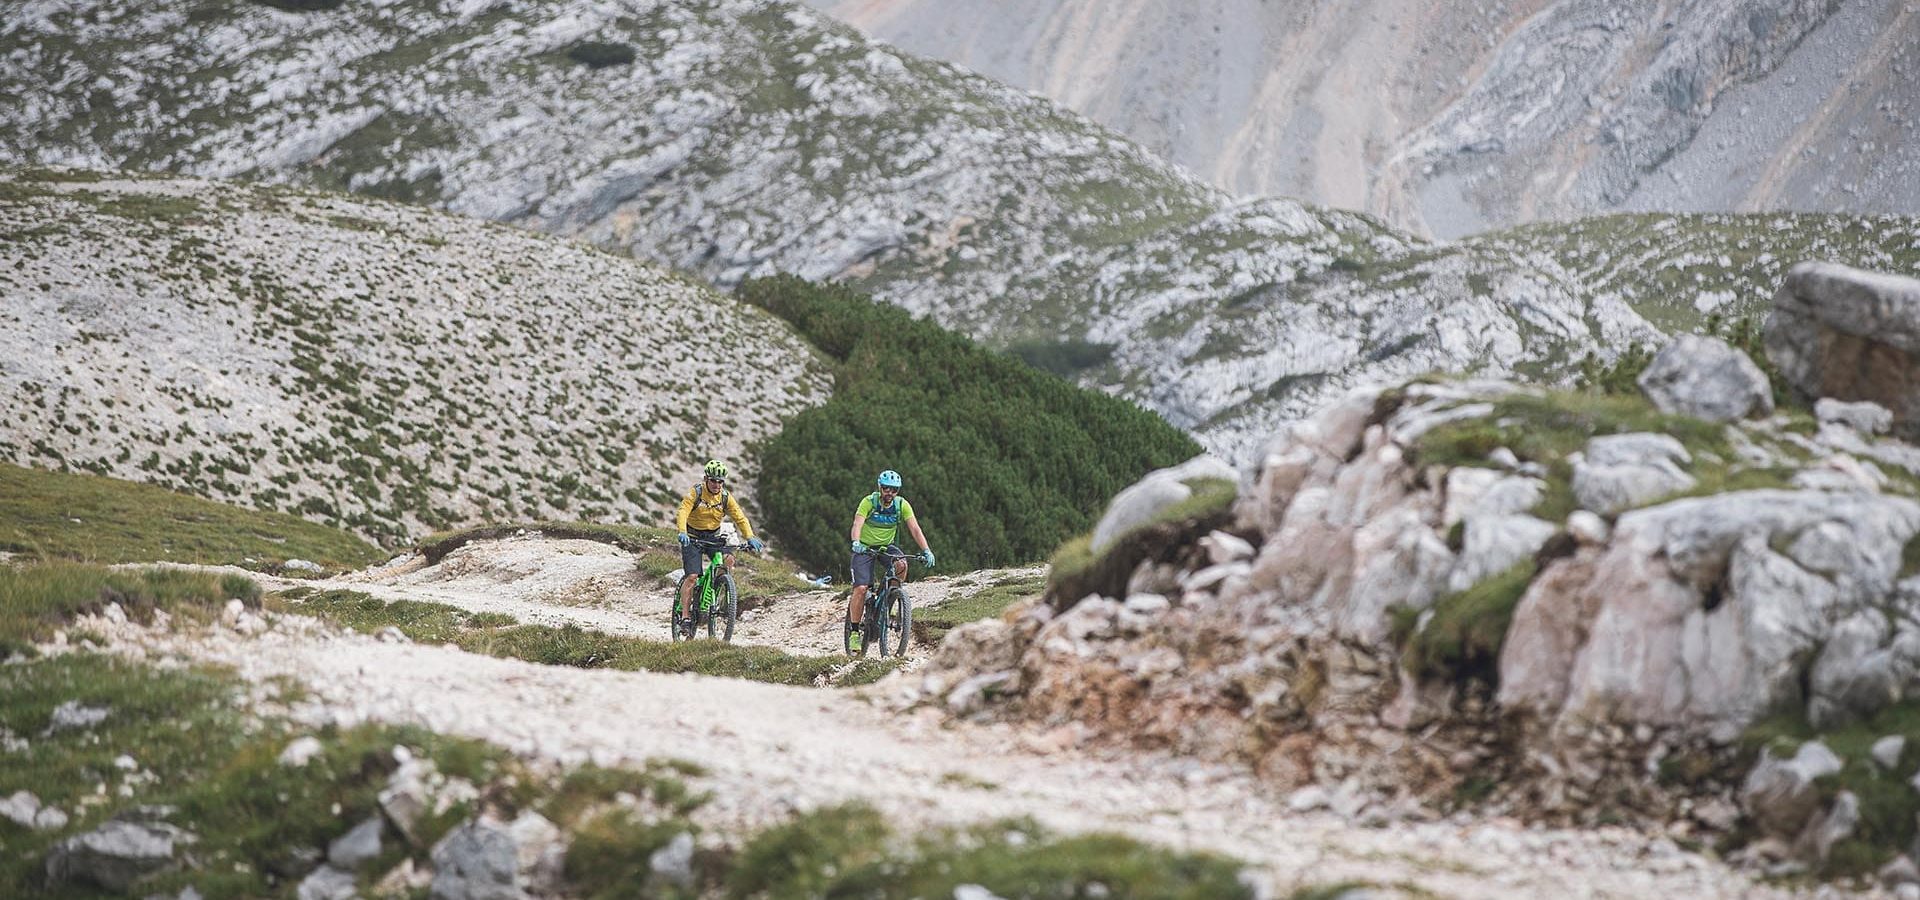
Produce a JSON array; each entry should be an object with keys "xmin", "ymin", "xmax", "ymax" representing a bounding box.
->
[
  {"xmin": 565, "ymin": 41, "xmax": 637, "ymax": 69},
  {"xmin": 742, "ymin": 276, "xmax": 1200, "ymax": 574}
]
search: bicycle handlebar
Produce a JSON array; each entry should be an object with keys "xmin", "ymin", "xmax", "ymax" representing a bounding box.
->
[{"xmin": 858, "ymin": 546, "xmax": 927, "ymax": 564}]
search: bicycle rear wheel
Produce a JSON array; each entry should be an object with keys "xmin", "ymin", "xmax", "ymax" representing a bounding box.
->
[
  {"xmin": 884, "ymin": 587, "xmax": 911, "ymax": 657},
  {"xmin": 871, "ymin": 591, "xmax": 890, "ymax": 658}
]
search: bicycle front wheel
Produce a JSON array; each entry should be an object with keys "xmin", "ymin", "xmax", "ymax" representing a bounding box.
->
[
  {"xmin": 712, "ymin": 574, "xmax": 737, "ymax": 643},
  {"xmin": 885, "ymin": 587, "xmax": 911, "ymax": 658},
  {"xmin": 673, "ymin": 575, "xmax": 697, "ymax": 641}
]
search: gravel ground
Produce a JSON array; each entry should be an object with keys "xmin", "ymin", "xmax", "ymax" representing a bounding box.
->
[{"xmin": 83, "ymin": 541, "xmax": 1865, "ymax": 899}]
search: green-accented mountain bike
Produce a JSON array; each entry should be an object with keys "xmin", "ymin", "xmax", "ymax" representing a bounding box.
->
[
  {"xmin": 844, "ymin": 545, "xmax": 920, "ymax": 658},
  {"xmin": 672, "ymin": 538, "xmax": 752, "ymax": 642}
]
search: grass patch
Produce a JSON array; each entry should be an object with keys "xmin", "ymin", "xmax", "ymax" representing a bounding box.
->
[
  {"xmin": 543, "ymin": 762, "xmax": 707, "ymax": 828},
  {"xmin": 1739, "ymin": 701, "xmax": 1920, "ymax": 877},
  {"xmin": 1415, "ymin": 390, "xmax": 1733, "ymax": 521},
  {"xmin": 0, "ymin": 563, "xmax": 259, "ymax": 658},
  {"xmin": 913, "ymin": 576, "xmax": 1045, "ymax": 646},
  {"xmin": 1397, "ymin": 561, "xmax": 1538, "ymax": 686},
  {"xmin": 0, "ymin": 653, "xmax": 517, "ymax": 897},
  {"xmin": 283, "ymin": 590, "xmax": 900, "ymax": 687},
  {"xmin": 937, "ymin": 771, "xmax": 999, "ymax": 791},
  {"xmin": 0, "ymin": 462, "xmax": 382, "ymax": 571},
  {"xmin": 727, "ymin": 804, "xmax": 1252, "ymax": 899}
]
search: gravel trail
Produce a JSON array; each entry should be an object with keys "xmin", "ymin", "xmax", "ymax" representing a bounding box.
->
[
  {"xmin": 102, "ymin": 620, "xmax": 1807, "ymax": 897},
  {"xmin": 115, "ymin": 540, "xmax": 1822, "ymax": 897}
]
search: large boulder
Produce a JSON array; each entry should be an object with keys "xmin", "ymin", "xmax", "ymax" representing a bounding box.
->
[
  {"xmin": 1766, "ymin": 262, "xmax": 1920, "ymax": 438},
  {"xmin": 1500, "ymin": 489, "xmax": 1920, "ymax": 733},
  {"xmin": 1088, "ymin": 454, "xmax": 1237, "ymax": 556},
  {"xmin": 1637, "ymin": 334, "xmax": 1774, "ymax": 421},
  {"xmin": 44, "ymin": 817, "xmax": 196, "ymax": 892},
  {"xmin": 1570, "ymin": 433, "xmax": 1696, "ymax": 515},
  {"xmin": 429, "ymin": 812, "xmax": 564, "ymax": 900}
]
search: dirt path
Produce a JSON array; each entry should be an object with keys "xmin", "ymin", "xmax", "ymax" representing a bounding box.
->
[
  {"xmin": 108, "ymin": 609, "xmax": 1803, "ymax": 900},
  {"xmin": 248, "ymin": 535, "xmax": 1035, "ymax": 661},
  {"xmin": 110, "ymin": 533, "xmax": 1818, "ymax": 898}
]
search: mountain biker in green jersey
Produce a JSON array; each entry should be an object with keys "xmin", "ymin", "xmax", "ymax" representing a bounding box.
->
[
  {"xmin": 675, "ymin": 460, "xmax": 763, "ymax": 627},
  {"xmin": 847, "ymin": 469, "xmax": 932, "ymax": 653}
]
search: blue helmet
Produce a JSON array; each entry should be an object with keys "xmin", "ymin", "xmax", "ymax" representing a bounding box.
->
[{"xmin": 877, "ymin": 470, "xmax": 902, "ymax": 488}]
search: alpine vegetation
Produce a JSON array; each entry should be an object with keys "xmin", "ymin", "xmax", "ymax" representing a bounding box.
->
[
  {"xmin": 6, "ymin": 1, "xmax": 1920, "ymax": 460},
  {"xmin": 0, "ymin": 168, "xmax": 830, "ymax": 544}
]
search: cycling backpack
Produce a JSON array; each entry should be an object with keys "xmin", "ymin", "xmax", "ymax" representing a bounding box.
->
[
  {"xmin": 865, "ymin": 491, "xmax": 903, "ymax": 526},
  {"xmin": 691, "ymin": 483, "xmax": 731, "ymax": 513}
]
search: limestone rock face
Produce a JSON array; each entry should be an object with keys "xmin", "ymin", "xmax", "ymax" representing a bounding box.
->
[
  {"xmin": 1499, "ymin": 490, "xmax": 1920, "ymax": 732},
  {"xmin": 1768, "ymin": 262, "xmax": 1920, "ymax": 438},
  {"xmin": 1637, "ymin": 335, "xmax": 1773, "ymax": 422},
  {"xmin": 915, "ymin": 374, "xmax": 1920, "ymax": 846},
  {"xmin": 1571, "ymin": 433, "xmax": 1697, "ymax": 515}
]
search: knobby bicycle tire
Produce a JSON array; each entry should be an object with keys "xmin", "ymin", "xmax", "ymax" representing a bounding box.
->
[
  {"xmin": 673, "ymin": 573, "xmax": 699, "ymax": 641},
  {"xmin": 710, "ymin": 573, "xmax": 737, "ymax": 642},
  {"xmin": 884, "ymin": 586, "xmax": 911, "ymax": 658},
  {"xmin": 871, "ymin": 587, "xmax": 890, "ymax": 658}
]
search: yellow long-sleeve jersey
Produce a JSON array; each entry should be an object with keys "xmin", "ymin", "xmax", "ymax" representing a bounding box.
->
[{"xmin": 675, "ymin": 483, "xmax": 755, "ymax": 539}]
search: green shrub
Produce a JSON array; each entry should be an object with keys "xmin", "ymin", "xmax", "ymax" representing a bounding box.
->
[
  {"xmin": 567, "ymin": 41, "xmax": 638, "ymax": 69},
  {"xmin": 741, "ymin": 276, "xmax": 1199, "ymax": 574},
  {"xmin": 252, "ymin": 0, "xmax": 346, "ymax": 10},
  {"xmin": 1004, "ymin": 338, "xmax": 1116, "ymax": 378},
  {"xmin": 1574, "ymin": 342, "xmax": 1653, "ymax": 395}
]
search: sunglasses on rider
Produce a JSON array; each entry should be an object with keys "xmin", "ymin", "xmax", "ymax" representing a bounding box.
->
[{"xmin": 706, "ymin": 476, "xmax": 725, "ymax": 484}]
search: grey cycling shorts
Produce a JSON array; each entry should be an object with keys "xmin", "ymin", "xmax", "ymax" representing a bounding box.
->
[{"xmin": 849, "ymin": 544, "xmax": 902, "ymax": 587}]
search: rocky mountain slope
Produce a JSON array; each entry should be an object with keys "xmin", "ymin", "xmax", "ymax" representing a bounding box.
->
[
  {"xmin": 0, "ymin": 168, "xmax": 830, "ymax": 543},
  {"xmin": 6, "ymin": 1, "xmax": 1919, "ymax": 463},
  {"xmin": 817, "ymin": 0, "xmax": 1920, "ymax": 238},
  {"xmin": 921, "ymin": 263, "xmax": 1920, "ymax": 882}
]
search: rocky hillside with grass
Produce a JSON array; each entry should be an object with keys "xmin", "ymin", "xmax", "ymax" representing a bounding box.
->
[
  {"xmin": 818, "ymin": 0, "xmax": 1920, "ymax": 238},
  {"xmin": 921, "ymin": 262, "xmax": 1920, "ymax": 883},
  {"xmin": 6, "ymin": 1, "xmax": 1919, "ymax": 463},
  {"xmin": 0, "ymin": 168, "xmax": 830, "ymax": 545}
]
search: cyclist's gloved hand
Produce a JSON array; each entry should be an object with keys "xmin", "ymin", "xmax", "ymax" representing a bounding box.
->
[
  {"xmin": 747, "ymin": 537, "xmax": 764, "ymax": 553},
  {"xmin": 676, "ymin": 532, "xmax": 690, "ymax": 547},
  {"xmin": 851, "ymin": 540, "xmax": 868, "ymax": 554},
  {"xmin": 921, "ymin": 549, "xmax": 935, "ymax": 568}
]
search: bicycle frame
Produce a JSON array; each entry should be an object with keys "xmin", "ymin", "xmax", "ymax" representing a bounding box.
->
[
  {"xmin": 847, "ymin": 547, "xmax": 920, "ymax": 656},
  {"xmin": 673, "ymin": 540, "xmax": 750, "ymax": 638}
]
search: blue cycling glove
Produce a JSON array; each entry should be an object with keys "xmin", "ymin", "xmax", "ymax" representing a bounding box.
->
[
  {"xmin": 852, "ymin": 540, "xmax": 868, "ymax": 554},
  {"xmin": 921, "ymin": 549, "xmax": 935, "ymax": 568},
  {"xmin": 747, "ymin": 538, "xmax": 764, "ymax": 553},
  {"xmin": 676, "ymin": 532, "xmax": 690, "ymax": 547}
]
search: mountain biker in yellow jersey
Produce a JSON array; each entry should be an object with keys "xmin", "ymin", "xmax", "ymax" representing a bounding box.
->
[
  {"xmin": 675, "ymin": 460, "xmax": 763, "ymax": 628},
  {"xmin": 847, "ymin": 469, "xmax": 932, "ymax": 653}
]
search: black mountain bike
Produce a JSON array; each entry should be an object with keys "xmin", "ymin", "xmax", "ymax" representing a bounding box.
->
[
  {"xmin": 844, "ymin": 546, "xmax": 920, "ymax": 658},
  {"xmin": 672, "ymin": 538, "xmax": 751, "ymax": 642}
]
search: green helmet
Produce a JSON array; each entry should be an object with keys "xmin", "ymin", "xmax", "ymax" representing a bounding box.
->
[{"xmin": 703, "ymin": 459, "xmax": 728, "ymax": 480}]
